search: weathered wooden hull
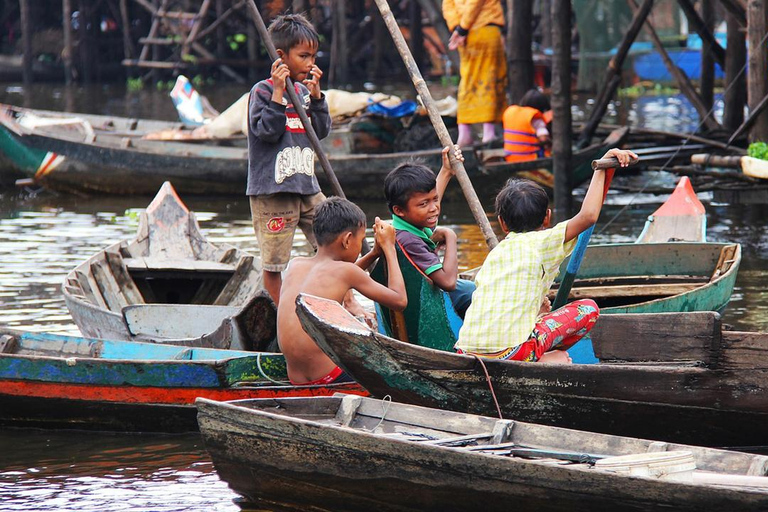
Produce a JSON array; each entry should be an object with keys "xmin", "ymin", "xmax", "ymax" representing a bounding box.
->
[
  {"xmin": 297, "ymin": 295, "xmax": 768, "ymax": 447},
  {"xmin": 0, "ymin": 103, "xmax": 613, "ymax": 198},
  {"xmin": 0, "ymin": 329, "xmax": 365, "ymax": 432},
  {"xmin": 197, "ymin": 396, "xmax": 768, "ymax": 512}
]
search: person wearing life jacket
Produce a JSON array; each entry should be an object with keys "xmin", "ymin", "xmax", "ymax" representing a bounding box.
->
[{"xmin": 503, "ymin": 89, "xmax": 553, "ymax": 163}]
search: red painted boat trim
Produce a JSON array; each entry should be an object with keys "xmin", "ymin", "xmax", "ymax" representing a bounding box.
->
[
  {"xmin": 651, "ymin": 176, "xmax": 705, "ymax": 217},
  {"xmin": 0, "ymin": 380, "xmax": 367, "ymax": 405}
]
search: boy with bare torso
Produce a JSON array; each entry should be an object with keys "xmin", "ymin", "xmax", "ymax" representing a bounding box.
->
[{"xmin": 277, "ymin": 197, "xmax": 407, "ymax": 385}]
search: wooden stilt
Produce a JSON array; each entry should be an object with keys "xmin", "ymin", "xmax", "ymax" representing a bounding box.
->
[
  {"xmin": 723, "ymin": 10, "xmax": 746, "ymax": 131},
  {"xmin": 19, "ymin": 0, "xmax": 33, "ymax": 84},
  {"xmin": 246, "ymin": 5, "xmax": 258, "ymax": 83},
  {"xmin": 119, "ymin": 0, "xmax": 136, "ymax": 79},
  {"xmin": 540, "ymin": 0, "xmax": 552, "ymax": 50},
  {"xmin": 629, "ymin": 0, "xmax": 721, "ymax": 132},
  {"xmin": 720, "ymin": 0, "xmax": 747, "ymax": 24},
  {"xmin": 507, "ymin": 0, "xmax": 534, "ymax": 104},
  {"xmin": 330, "ymin": 0, "xmax": 349, "ymax": 86},
  {"xmin": 80, "ymin": 1, "xmax": 94, "ymax": 84},
  {"xmin": 578, "ymin": 0, "xmax": 654, "ymax": 148},
  {"xmin": 748, "ymin": 0, "xmax": 768, "ymax": 142},
  {"xmin": 63, "ymin": 0, "xmax": 75, "ymax": 84},
  {"xmin": 552, "ymin": 0, "xmax": 573, "ymax": 220},
  {"xmin": 699, "ymin": 0, "xmax": 716, "ymax": 120}
]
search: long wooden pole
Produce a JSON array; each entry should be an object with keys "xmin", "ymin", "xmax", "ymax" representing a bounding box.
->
[
  {"xmin": 552, "ymin": 0, "xmax": 573, "ymax": 220},
  {"xmin": 244, "ymin": 0, "xmax": 369, "ymax": 252},
  {"xmin": 373, "ymin": 0, "xmax": 499, "ymax": 250}
]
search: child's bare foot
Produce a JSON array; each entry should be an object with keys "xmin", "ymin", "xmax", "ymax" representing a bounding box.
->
[{"xmin": 538, "ymin": 350, "xmax": 573, "ymax": 364}]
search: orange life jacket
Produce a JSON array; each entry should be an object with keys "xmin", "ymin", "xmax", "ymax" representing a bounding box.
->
[{"xmin": 503, "ymin": 105, "xmax": 548, "ymax": 163}]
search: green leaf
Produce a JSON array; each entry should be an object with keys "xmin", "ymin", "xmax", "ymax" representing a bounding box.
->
[{"xmin": 748, "ymin": 142, "xmax": 768, "ymax": 161}]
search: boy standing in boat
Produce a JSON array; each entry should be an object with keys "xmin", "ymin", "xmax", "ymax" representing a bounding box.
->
[
  {"xmin": 247, "ymin": 13, "xmax": 331, "ymax": 306},
  {"xmin": 384, "ymin": 146, "xmax": 475, "ymax": 318},
  {"xmin": 456, "ymin": 148, "xmax": 638, "ymax": 363},
  {"xmin": 277, "ymin": 197, "xmax": 407, "ymax": 385}
]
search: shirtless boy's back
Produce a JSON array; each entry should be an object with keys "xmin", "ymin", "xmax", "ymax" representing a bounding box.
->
[{"xmin": 277, "ymin": 197, "xmax": 406, "ymax": 385}]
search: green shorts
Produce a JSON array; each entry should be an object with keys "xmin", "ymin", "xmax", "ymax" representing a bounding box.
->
[{"xmin": 249, "ymin": 192, "xmax": 325, "ymax": 272}]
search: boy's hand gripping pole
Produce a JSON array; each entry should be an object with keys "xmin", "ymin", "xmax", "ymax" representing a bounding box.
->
[{"xmin": 373, "ymin": 0, "xmax": 499, "ymax": 250}]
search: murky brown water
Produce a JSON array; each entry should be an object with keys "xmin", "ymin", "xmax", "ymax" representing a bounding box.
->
[{"xmin": 1, "ymin": 82, "xmax": 767, "ymax": 511}]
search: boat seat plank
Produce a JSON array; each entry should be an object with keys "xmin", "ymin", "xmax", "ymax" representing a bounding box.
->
[
  {"xmin": 76, "ymin": 269, "xmax": 108, "ymax": 309},
  {"xmin": 90, "ymin": 259, "xmax": 130, "ymax": 312},
  {"xmin": 123, "ymin": 304, "xmax": 240, "ymax": 338},
  {"xmin": 124, "ymin": 257, "xmax": 236, "ymax": 273},
  {"xmin": 590, "ymin": 312, "xmax": 722, "ymax": 365},
  {"xmin": 564, "ymin": 282, "xmax": 702, "ymax": 300},
  {"xmin": 105, "ymin": 251, "xmax": 144, "ymax": 305},
  {"xmin": 422, "ymin": 432, "xmax": 494, "ymax": 446},
  {"xmin": 213, "ymin": 256, "xmax": 253, "ymax": 306}
]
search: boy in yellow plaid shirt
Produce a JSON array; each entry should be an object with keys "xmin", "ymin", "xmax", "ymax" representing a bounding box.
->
[{"xmin": 455, "ymin": 148, "xmax": 638, "ymax": 363}]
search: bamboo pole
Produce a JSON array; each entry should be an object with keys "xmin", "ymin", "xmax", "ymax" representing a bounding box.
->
[
  {"xmin": 372, "ymin": 0, "xmax": 499, "ymax": 250},
  {"xmin": 578, "ymin": 0, "xmax": 654, "ymax": 148},
  {"xmin": 552, "ymin": 0, "xmax": 573, "ymax": 220},
  {"xmin": 244, "ymin": 0, "xmax": 369, "ymax": 252}
]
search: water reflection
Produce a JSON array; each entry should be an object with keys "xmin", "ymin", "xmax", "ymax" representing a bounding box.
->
[{"xmin": 0, "ymin": 430, "xmax": 238, "ymax": 512}]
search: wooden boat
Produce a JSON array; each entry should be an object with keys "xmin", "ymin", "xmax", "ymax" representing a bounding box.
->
[
  {"xmin": 0, "ymin": 103, "xmax": 621, "ymax": 198},
  {"xmin": 297, "ymin": 294, "xmax": 768, "ymax": 447},
  {"xmin": 552, "ymin": 241, "xmax": 739, "ymax": 314},
  {"xmin": 197, "ymin": 394, "xmax": 768, "ymax": 512},
  {"xmin": 62, "ymin": 182, "xmax": 273, "ymax": 350},
  {"xmin": 0, "ymin": 328, "xmax": 365, "ymax": 432},
  {"xmin": 636, "ymin": 176, "xmax": 707, "ymax": 243}
]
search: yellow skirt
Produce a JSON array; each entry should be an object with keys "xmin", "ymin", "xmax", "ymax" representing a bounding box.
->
[{"xmin": 457, "ymin": 25, "xmax": 508, "ymax": 124}]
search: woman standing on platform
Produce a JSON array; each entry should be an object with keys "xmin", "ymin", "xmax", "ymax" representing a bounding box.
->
[{"xmin": 443, "ymin": 0, "xmax": 508, "ymax": 147}]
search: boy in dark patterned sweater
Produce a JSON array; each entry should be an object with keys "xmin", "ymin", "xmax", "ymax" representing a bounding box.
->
[{"xmin": 247, "ymin": 13, "xmax": 331, "ymax": 306}]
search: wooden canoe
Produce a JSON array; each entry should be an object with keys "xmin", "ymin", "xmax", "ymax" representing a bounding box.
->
[
  {"xmin": 0, "ymin": 328, "xmax": 365, "ymax": 432},
  {"xmin": 297, "ymin": 294, "xmax": 768, "ymax": 447},
  {"xmin": 62, "ymin": 181, "xmax": 273, "ymax": 350},
  {"xmin": 0, "ymin": 102, "xmax": 618, "ymax": 198},
  {"xmin": 197, "ymin": 394, "xmax": 768, "ymax": 512}
]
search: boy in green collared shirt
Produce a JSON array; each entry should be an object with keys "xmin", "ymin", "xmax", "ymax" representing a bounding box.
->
[{"xmin": 383, "ymin": 146, "xmax": 474, "ymax": 318}]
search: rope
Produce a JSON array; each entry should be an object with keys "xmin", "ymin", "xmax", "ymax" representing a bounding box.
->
[
  {"xmin": 473, "ymin": 355, "xmax": 503, "ymax": 419},
  {"xmin": 597, "ymin": 27, "xmax": 768, "ymax": 234},
  {"xmin": 255, "ymin": 352, "xmax": 291, "ymax": 385},
  {"xmin": 369, "ymin": 395, "xmax": 392, "ymax": 433}
]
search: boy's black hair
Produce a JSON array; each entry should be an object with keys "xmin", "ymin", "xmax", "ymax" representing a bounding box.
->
[
  {"xmin": 495, "ymin": 178, "xmax": 549, "ymax": 232},
  {"xmin": 383, "ymin": 161, "xmax": 437, "ymax": 213},
  {"xmin": 520, "ymin": 89, "xmax": 551, "ymax": 113},
  {"xmin": 313, "ymin": 196, "xmax": 367, "ymax": 246},
  {"xmin": 268, "ymin": 13, "xmax": 319, "ymax": 52}
]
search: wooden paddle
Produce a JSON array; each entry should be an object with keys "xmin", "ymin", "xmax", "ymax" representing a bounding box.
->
[
  {"xmin": 691, "ymin": 153, "xmax": 768, "ymax": 180},
  {"xmin": 552, "ymin": 156, "xmax": 639, "ymax": 309},
  {"xmin": 244, "ymin": 0, "xmax": 369, "ymax": 253},
  {"xmin": 372, "ymin": 0, "xmax": 499, "ymax": 250}
]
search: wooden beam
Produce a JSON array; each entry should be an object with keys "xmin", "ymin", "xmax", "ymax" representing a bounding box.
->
[
  {"xmin": 719, "ymin": 0, "xmax": 747, "ymax": 24},
  {"xmin": 507, "ymin": 0, "xmax": 534, "ymax": 104},
  {"xmin": 699, "ymin": 0, "xmax": 716, "ymax": 120},
  {"xmin": 552, "ymin": 0, "xmax": 573, "ymax": 220},
  {"xmin": 723, "ymin": 10, "xmax": 747, "ymax": 131},
  {"xmin": 748, "ymin": 0, "xmax": 768, "ymax": 141},
  {"xmin": 191, "ymin": 42, "xmax": 247, "ymax": 83},
  {"xmin": 182, "ymin": 0, "xmax": 212, "ymax": 57},
  {"xmin": 578, "ymin": 0, "xmax": 654, "ymax": 148},
  {"xmin": 19, "ymin": 0, "xmax": 33, "ymax": 84},
  {"xmin": 629, "ymin": 0, "xmax": 722, "ymax": 132},
  {"xmin": 197, "ymin": 0, "xmax": 246, "ymax": 41},
  {"xmin": 677, "ymin": 0, "xmax": 726, "ymax": 68},
  {"xmin": 63, "ymin": 0, "xmax": 75, "ymax": 84}
]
